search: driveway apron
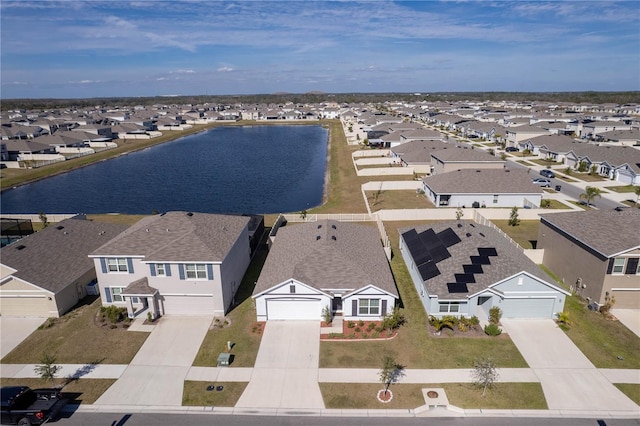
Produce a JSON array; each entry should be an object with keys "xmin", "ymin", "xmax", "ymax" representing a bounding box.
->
[
  {"xmin": 236, "ymin": 321, "xmax": 324, "ymax": 409},
  {"xmin": 501, "ymin": 319, "xmax": 639, "ymax": 412},
  {"xmin": 0, "ymin": 317, "xmax": 46, "ymax": 359},
  {"xmin": 95, "ymin": 316, "xmax": 212, "ymax": 406}
]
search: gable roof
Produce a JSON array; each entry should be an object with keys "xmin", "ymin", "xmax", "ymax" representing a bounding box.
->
[
  {"xmin": 1, "ymin": 218, "xmax": 129, "ymax": 293},
  {"xmin": 540, "ymin": 210, "xmax": 640, "ymax": 258},
  {"xmin": 400, "ymin": 221, "xmax": 558, "ymax": 300},
  {"xmin": 431, "ymin": 147, "xmax": 505, "ymax": 163},
  {"xmin": 422, "ymin": 168, "xmax": 542, "ymax": 195},
  {"xmin": 90, "ymin": 211, "xmax": 250, "ymax": 262},
  {"xmin": 253, "ymin": 220, "xmax": 397, "ymax": 297}
]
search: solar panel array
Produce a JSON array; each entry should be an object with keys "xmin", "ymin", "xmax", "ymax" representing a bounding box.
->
[
  {"xmin": 447, "ymin": 247, "xmax": 499, "ymax": 293},
  {"xmin": 403, "ymin": 227, "xmax": 462, "ymax": 282}
]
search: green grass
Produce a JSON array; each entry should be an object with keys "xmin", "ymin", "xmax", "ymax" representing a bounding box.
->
[
  {"xmin": 614, "ymin": 384, "xmax": 640, "ymax": 406},
  {"xmin": 319, "ymin": 220, "xmax": 528, "ymax": 369},
  {"xmin": 605, "ymin": 185, "xmax": 640, "ymax": 194},
  {"xmin": 182, "ymin": 381, "xmax": 248, "ymax": 406},
  {"xmin": 540, "ymin": 199, "xmax": 572, "ymax": 209},
  {"xmin": 0, "ymin": 378, "xmax": 116, "ymax": 405},
  {"xmin": 561, "ymin": 295, "xmax": 640, "ymax": 368},
  {"xmin": 192, "ymin": 236, "xmax": 269, "ymax": 367},
  {"xmin": 572, "ymin": 173, "xmax": 607, "ymax": 182},
  {"xmin": 492, "ymin": 220, "xmax": 540, "ymax": 249},
  {"xmin": 366, "ymin": 190, "xmax": 434, "ymax": 211},
  {"xmin": 320, "ymin": 382, "xmax": 547, "ymax": 410},
  {"xmin": 1, "ymin": 298, "xmax": 149, "ymax": 364}
]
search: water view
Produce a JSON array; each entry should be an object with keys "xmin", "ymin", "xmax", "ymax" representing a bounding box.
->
[{"xmin": 1, "ymin": 125, "xmax": 328, "ymax": 215}]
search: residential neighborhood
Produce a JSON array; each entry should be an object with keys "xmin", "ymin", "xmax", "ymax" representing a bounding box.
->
[{"xmin": 1, "ymin": 96, "xmax": 639, "ymax": 421}]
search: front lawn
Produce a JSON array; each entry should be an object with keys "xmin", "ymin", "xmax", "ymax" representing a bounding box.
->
[
  {"xmin": 320, "ymin": 382, "xmax": 546, "ymax": 410},
  {"xmin": 192, "ymin": 236, "xmax": 269, "ymax": 368},
  {"xmin": 182, "ymin": 381, "xmax": 248, "ymax": 406},
  {"xmin": 614, "ymin": 384, "xmax": 640, "ymax": 406},
  {"xmin": 366, "ymin": 190, "xmax": 434, "ymax": 211},
  {"xmin": 1, "ymin": 298, "xmax": 149, "ymax": 364},
  {"xmin": 605, "ymin": 185, "xmax": 640, "ymax": 193},
  {"xmin": 320, "ymin": 221, "xmax": 528, "ymax": 369},
  {"xmin": 492, "ymin": 220, "xmax": 540, "ymax": 249},
  {"xmin": 0, "ymin": 378, "xmax": 116, "ymax": 405}
]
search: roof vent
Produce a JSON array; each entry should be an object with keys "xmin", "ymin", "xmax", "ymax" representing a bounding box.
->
[
  {"xmin": 166, "ymin": 228, "xmax": 170, "ymax": 232},
  {"xmin": 317, "ymin": 224, "xmax": 322, "ymax": 229},
  {"xmin": 56, "ymin": 225, "xmax": 64, "ymax": 230},
  {"xmin": 332, "ymin": 224, "xmax": 337, "ymax": 229},
  {"xmin": 331, "ymin": 235, "xmax": 337, "ymax": 241},
  {"xmin": 479, "ymin": 232, "xmax": 485, "ymax": 237},
  {"xmin": 187, "ymin": 212, "xmax": 193, "ymax": 217},
  {"xmin": 465, "ymin": 233, "xmax": 472, "ymax": 237},
  {"xmin": 316, "ymin": 235, "xmax": 321, "ymax": 240},
  {"xmin": 16, "ymin": 245, "xmax": 26, "ymax": 250}
]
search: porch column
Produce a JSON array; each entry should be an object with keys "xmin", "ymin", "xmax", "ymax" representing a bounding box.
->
[{"xmin": 126, "ymin": 297, "xmax": 135, "ymax": 318}]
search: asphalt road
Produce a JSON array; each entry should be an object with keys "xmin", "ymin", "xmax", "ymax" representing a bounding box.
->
[{"xmin": 53, "ymin": 412, "xmax": 640, "ymax": 426}]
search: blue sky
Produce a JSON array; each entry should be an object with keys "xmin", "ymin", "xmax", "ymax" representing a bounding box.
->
[{"xmin": 1, "ymin": 1, "xmax": 638, "ymax": 99}]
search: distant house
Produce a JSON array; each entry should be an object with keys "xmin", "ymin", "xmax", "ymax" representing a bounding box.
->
[
  {"xmin": 505, "ymin": 125, "xmax": 552, "ymax": 147},
  {"xmin": 430, "ymin": 146, "xmax": 505, "ymax": 175},
  {"xmin": 253, "ymin": 220, "xmax": 398, "ymax": 321},
  {"xmin": 391, "ymin": 140, "xmax": 450, "ymax": 173},
  {"xmin": 90, "ymin": 212, "xmax": 257, "ymax": 318},
  {"xmin": 538, "ymin": 210, "xmax": 640, "ymax": 309},
  {"xmin": 400, "ymin": 221, "xmax": 568, "ymax": 319},
  {"xmin": 422, "ymin": 168, "xmax": 542, "ymax": 208},
  {"xmin": 0, "ymin": 217, "xmax": 128, "ymax": 317}
]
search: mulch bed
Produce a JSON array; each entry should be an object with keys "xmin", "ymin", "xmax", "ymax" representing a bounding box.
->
[
  {"xmin": 321, "ymin": 320, "xmax": 398, "ymax": 340},
  {"xmin": 427, "ymin": 324, "xmax": 509, "ymax": 339}
]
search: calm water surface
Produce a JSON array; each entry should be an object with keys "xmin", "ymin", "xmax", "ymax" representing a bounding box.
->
[{"xmin": 1, "ymin": 125, "xmax": 328, "ymax": 214}]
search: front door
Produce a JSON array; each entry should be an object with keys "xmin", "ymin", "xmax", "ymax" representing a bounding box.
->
[{"xmin": 332, "ymin": 296, "xmax": 343, "ymax": 312}]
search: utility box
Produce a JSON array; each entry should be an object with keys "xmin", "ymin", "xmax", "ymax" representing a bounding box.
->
[{"xmin": 217, "ymin": 352, "xmax": 231, "ymax": 367}]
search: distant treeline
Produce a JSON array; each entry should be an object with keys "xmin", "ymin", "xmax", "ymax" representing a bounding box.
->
[{"xmin": 2, "ymin": 91, "xmax": 640, "ymax": 110}]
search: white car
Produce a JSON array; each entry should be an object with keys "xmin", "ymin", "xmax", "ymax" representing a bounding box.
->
[{"xmin": 532, "ymin": 178, "xmax": 551, "ymax": 187}]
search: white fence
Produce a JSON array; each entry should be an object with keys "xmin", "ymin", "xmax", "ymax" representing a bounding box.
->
[
  {"xmin": 0, "ymin": 213, "xmax": 82, "ymax": 223},
  {"xmin": 352, "ymin": 150, "xmax": 391, "ymax": 158}
]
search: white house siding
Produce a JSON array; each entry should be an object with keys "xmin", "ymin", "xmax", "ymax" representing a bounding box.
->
[
  {"xmin": 426, "ymin": 191, "xmax": 541, "ymax": 209},
  {"xmin": 343, "ymin": 286, "xmax": 395, "ymax": 321},
  {"xmin": 399, "ymin": 237, "xmax": 434, "ymax": 315},
  {"xmin": 219, "ymin": 226, "xmax": 251, "ymax": 313},
  {"xmin": 254, "ymin": 279, "xmax": 331, "ymax": 321}
]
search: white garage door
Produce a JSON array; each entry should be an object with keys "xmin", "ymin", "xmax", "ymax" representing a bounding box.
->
[
  {"xmin": 611, "ymin": 290, "xmax": 640, "ymax": 309},
  {"xmin": 0, "ymin": 295, "xmax": 50, "ymax": 317},
  {"xmin": 500, "ymin": 298, "xmax": 555, "ymax": 319},
  {"xmin": 267, "ymin": 299, "xmax": 321, "ymax": 320},
  {"xmin": 161, "ymin": 295, "xmax": 215, "ymax": 315}
]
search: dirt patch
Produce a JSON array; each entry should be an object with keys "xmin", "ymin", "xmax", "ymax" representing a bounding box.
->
[{"xmin": 249, "ymin": 322, "xmax": 265, "ymax": 335}]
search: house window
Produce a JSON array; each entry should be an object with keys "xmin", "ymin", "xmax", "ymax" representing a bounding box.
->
[
  {"xmin": 289, "ymin": 285, "xmax": 296, "ymax": 294},
  {"xmin": 438, "ymin": 302, "xmax": 460, "ymax": 313},
  {"xmin": 358, "ymin": 299, "xmax": 380, "ymax": 315},
  {"xmin": 493, "ymin": 195, "xmax": 499, "ymax": 204},
  {"xmin": 612, "ymin": 258, "xmax": 625, "ymax": 274},
  {"xmin": 107, "ymin": 258, "xmax": 128, "ymax": 273},
  {"xmin": 155, "ymin": 264, "xmax": 165, "ymax": 276},
  {"xmin": 185, "ymin": 264, "xmax": 206, "ymax": 279},
  {"xmin": 111, "ymin": 287, "xmax": 124, "ymax": 302}
]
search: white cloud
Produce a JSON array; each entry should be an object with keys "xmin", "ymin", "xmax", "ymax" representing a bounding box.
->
[{"xmin": 217, "ymin": 67, "xmax": 234, "ymax": 72}]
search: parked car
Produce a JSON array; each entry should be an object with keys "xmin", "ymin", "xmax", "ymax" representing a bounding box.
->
[
  {"xmin": 540, "ymin": 169, "xmax": 556, "ymax": 178},
  {"xmin": 505, "ymin": 147, "xmax": 518, "ymax": 152},
  {"xmin": 1, "ymin": 386, "xmax": 67, "ymax": 425},
  {"xmin": 532, "ymin": 178, "xmax": 552, "ymax": 187}
]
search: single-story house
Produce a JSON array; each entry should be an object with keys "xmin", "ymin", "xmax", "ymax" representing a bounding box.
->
[
  {"xmin": 430, "ymin": 146, "xmax": 505, "ymax": 175},
  {"xmin": 0, "ymin": 217, "xmax": 128, "ymax": 317},
  {"xmin": 390, "ymin": 139, "xmax": 450, "ymax": 173},
  {"xmin": 253, "ymin": 220, "xmax": 398, "ymax": 321},
  {"xmin": 400, "ymin": 221, "xmax": 569, "ymax": 319},
  {"xmin": 538, "ymin": 210, "xmax": 640, "ymax": 309},
  {"xmin": 422, "ymin": 168, "xmax": 543, "ymax": 208},
  {"xmin": 90, "ymin": 211, "xmax": 254, "ymax": 318}
]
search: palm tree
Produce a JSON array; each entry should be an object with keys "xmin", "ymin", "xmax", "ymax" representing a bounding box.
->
[
  {"xmin": 429, "ymin": 315, "xmax": 455, "ymax": 333},
  {"xmin": 579, "ymin": 186, "xmax": 602, "ymax": 206}
]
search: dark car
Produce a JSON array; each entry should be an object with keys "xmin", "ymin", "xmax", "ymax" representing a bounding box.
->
[
  {"xmin": 1, "ymin": 386, "xmax": 66, "ymax": 425},
  {"xmin": 505, "ymin": 147, "xmax": 518, "ymax": 152},
  {"xmin": 539, "ymin": 169, "xmax": 556, "ymax": 178}
]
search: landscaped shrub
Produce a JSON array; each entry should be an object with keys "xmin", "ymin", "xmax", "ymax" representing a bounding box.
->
[
  {"xmin": 489, "ymin": 307, "xmax": 502, "ymax": 325},
  {"xmin": 358, "ymin": 320, "xmax": 365, "ymax": 327},
  {"xmin": 540, "ymin": 199, "xmax": 551, "ymax": 208},
  {"xmin": 347, "ymin": 321, "xmax": 355, "ymax": 329},
  {"xmin": 354, "ymin": 327, "xmax": 361, "ymax": 333},
  {"xmin": 484, "ymin": 324, "xmax": 502, "ymax": 336},
  {"xmin": 103, "ymin": 305, "xmax": 127, "ymax": 324},
  {"xmin": 367, "ymin": 322, "xmax": 376, "ymax": 331}
]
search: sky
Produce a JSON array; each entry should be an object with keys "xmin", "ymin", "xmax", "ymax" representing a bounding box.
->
[{"xmin": 1, "ymin": 1, "xmax": 639, "ymax": 99}]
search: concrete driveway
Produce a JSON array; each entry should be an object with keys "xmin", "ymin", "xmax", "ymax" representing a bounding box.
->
[
  {"xmin": 236, "ymin": 321, "xmax": 324, "ymax": 409},
  {"xmin": 95, "ymin": 316, "xmax": 212, "ymax": 407},
  {"xmin": 502, "ymin": 319, "xmax": 639, "ymax": 412},
  {"xmin": 0, "ymin": 317, "xmax": 46, "ymax": 359},
  {"xmin": 612, "ymin": 309, "xmax": 640, "ymax": 338}
]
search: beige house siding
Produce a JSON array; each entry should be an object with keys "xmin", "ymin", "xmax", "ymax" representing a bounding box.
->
[
  {"xmin": 433, "ymin": 161, "xmax": 504, "ymax": 175},
  {"xmin": 0, "ymin": 277, "xmax": 57, "ymax": 317}
]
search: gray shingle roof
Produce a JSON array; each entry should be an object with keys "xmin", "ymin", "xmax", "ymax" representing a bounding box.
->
[
  {"xmin": 431, "ymin": 147, "xmax": 505, "ymax": 163},
  {"xmin": 253, "ymin": 220, "xmax": 397, "ymax": 297},
  {"xmin": 392, "ymin": 140, "xmax": 450, "ymax": 163},
  {"xmin": 400, "ymin": 221, "xmax": 557, "ymax": 300},
  {"xmin": 91, "ymin": 211, "xmax": 250, "ymax": 262},
  {"xmin": 1, "ymin": 218, "xmax": 129, "ymax": 293},
  {"xmin": 423, "ymin": 169, "xmax": 543, "ymax": 194},
  {"xmin": 540, "ymin": 210, "xmax": 640, "ymax": 257}
]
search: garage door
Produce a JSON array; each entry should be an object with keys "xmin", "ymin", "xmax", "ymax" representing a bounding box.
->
[
  {"xmin": 611, "ymin": 290, "xmax": 640, "ymax": 309},
  {"xmin": 266, "ymin": 299, "xmax": 321, "ymax": 320},
  {"xmin": 0, "ymin": 295, "xmax": 50, "ymax": 317},
  {"xmin": 500, "ymin": 298, "xmax": 555, "ymax": 319},
  {"xmin": 161, "ymin": 295, "xmax": 215, "ymax": 315}
]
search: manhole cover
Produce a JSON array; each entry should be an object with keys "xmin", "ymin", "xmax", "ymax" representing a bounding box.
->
[{"xmin": 427, "ymin": 391, "xmax": 439, "ymax": 398}]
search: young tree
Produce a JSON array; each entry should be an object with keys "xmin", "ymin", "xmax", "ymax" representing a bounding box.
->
[
  {"xmin": 38, "ymin": 212, "xmax": 49, "ymax": 228},
  {"xmin": 379, "ymin": 356, "xmax": 405, "ymax": 396},
  {"xmin": 508, "ymin": 206, "xmax": 520, "ymax": 226},
  {"xmin": 382, "ymin": 307, "xmax": 405, "ymax": 336},
  {"xmin": 472, "ymin": 357, "xmax": 499, "ymax": 397},
  {"xmin": 34, "ymin": 353, "xmax": 61, "ymax": 387},
  {"xmin": 579, "ymin": 186, "xmax": 602, "ymax": 206},
  {"xmin": 455, "ymin": 207, "xmax": 464, "ymax": 221}
]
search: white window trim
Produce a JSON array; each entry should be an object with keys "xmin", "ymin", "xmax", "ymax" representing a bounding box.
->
[
  {"xmin": 438, "ymin": 301, "xmax": 461, "ymax": 313},
  {"xmin": 612, "ymin": 258, "xmax": 625, "ymax": 275},
  {"xmin": 358, "ymin": 299, "xmax": 380, "ymax": 316},
  {"xmin": 107, "ymin": 258, "xmax": 128, "ymax": 273},
  {"xmin": 111, "ymin": 287, "xmax": 125, "ymax": 303},
  {"xmin": 155, "ymin": 263, "xmax": 166, "ymax": 276},
  {"xmin": 185, "ymin": 263, "xmax": 207, "ymax": 280}
]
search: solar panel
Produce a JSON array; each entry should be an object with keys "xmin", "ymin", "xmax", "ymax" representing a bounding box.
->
[
  {"xmin": 447, "ymin": 282, "xmax": 469, "ymax": 293},
  {"xmin": 414, "ymin": 251, "xmax": 433, "ymax": 266},
  {"xmin": 470, "ymin": 255, "xmax": 491, "ymax": 265},
  {"xmin": 419, "ymin": 229, "xmax": 440, "ymax": 250},
  {"xmin": 478, "ymin": 247, "xmax": 498, "ymax": 257},
  {"xmin": 463, "ymin": 264, "xmax": 484, "ymax": 274},
  {"xmin": 402, "ymin": 229, "xmax": 419, "ymax": 244},
  {"xmin": 418, "ymin": 262, "xmax": 441, "ymax": 281},
  {"xmin": 438, "ymin": 227, "xmax": 462, "ymax": 247},
  {"xmin": 406, "ymin": 239, "xmax": 423, "ymax": 256},
  {"xmin": 455, "ymin": 273, "xmax": 476, "ymax": 284},
  {"xmin": 430, "ymin": 245, "xmax": 451, "ymax": 263}
]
